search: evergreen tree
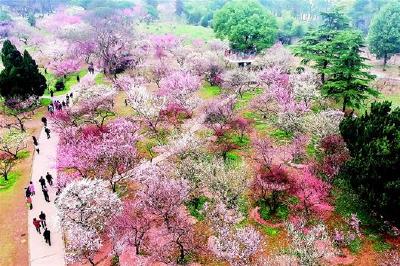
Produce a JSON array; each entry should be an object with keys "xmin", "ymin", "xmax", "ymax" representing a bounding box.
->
[
  {"xmin": 0, "ymin": 40, "xmax": 46, "ymax": 100},
  {"xmin": 340, "ymin": 101, "xmax": 400, "ymax": 225},
  {"xmin": 175, "ymin": 0, "xmax": 184, "ymax": 17},
  {"xmin": 322, "ymin": 30, "xmax": 378, "ymax": 112},
  {"xmin": 295, "ymin": 9, "xmax": 350, "ymax": 83},
  {"xmin": 367, "ymin": 1, "xmax": 400, "ymax": 69}
]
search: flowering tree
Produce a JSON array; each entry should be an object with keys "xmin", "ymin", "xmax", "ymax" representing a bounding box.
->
[
  {"xmin": 252, "ymin": 42, "xmax": 295, "ymax": 71},
  {"xmin": 222, "ymin": 69, "xmax": 258, "ymax": 98},
  {"xmin": 127, "ymin": 85, "xmax": 166, "ymax": 133},
  {"xmin": 292, "ymin": 168, "xmax": 332, "ymax": 219},
  {"xmin": 287, "ymin": 221, "xmax": 334, "ymax": 265},
  {"xmin": 57, "ymin": 119, "xmax": 139, "ymax": 191},
  {"xmin": 0, "ymin": 152, "xmax": 17, "ymax": 181},
  {"xmin": 0, "ymin": 129, "xmax": 27, "ymax": 159},
  {"xmin": 303, "ymin": 110, "xmax": 344, "ymax": 139},
  {"xmin": 56, "ymin": 179, "xmax": 122, "ymax": 265},
  {"xmin": 108, "ymin": 200, "xmax": 154, "ymax": 256},
  {"xmin": 158, "ymin": 70, "xmax": 201, "ymax": 110},
  {"xmin": 207, "ymin": 203, "xmax": 262, "ymax": 265},
  {"xmin": 139, "ymin": 175, "xmax": 189, "ymax": 228},
  {"xmin": 48, "ymin": 57, "xmax": 82, "ymax": 77},
  {"xmin": 52, "ymin": 95, "xmax": 115, "ymax": 130},
  {"xmin": 317, "ymin": 134, "xmax": 350, "ymax": 181}
]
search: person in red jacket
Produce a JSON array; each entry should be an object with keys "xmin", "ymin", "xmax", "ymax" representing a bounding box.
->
[{"xmin": 33, "ymin": 218, "xmax": 41, "ymax": 234}]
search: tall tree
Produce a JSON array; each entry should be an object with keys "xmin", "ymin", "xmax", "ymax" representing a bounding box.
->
[
  {"xmin": 322, "ymin": 30, "xmax": 378, "ymax": 112},
  {"xmin": 0, "ymin": 40, "xmax": 46, "ymax": 99},
  {"xmin": 367, "ymin": 1, "xmax": 400, "ymax": 69},
  {"xmin": 213, "ymin": 0, "xmax": 278, "ymax": 51},
  {"xmin": 295, "ymin": 9, "xmax": 350, "ymax": 83},
  {"xmin": 340, "ymin": 101, "xmax": 400, "ymax": 225}
]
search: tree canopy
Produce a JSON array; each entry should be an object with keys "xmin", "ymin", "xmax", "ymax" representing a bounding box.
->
[
  {"xmin": 367, "ymin": 1, "xmax": 400, "ymax": 68},
  {"xmin": 340, "ymin": 101, "xmax": 400, "ymax": 225},
  {"xmin": 0, "ymin": 40, "xmax": 46, "ymax": 100},
  {"xmin": 213, "ymin": 0, "xmax": 278, "ymax": 51}
]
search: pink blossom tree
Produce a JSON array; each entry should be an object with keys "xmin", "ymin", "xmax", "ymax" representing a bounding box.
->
[
  {"xmin": 222, "ymin": 69, "xmax": 258, "ymax": 98},
  {"xmin": 158, "ymin": 70, "xmax": 201, "ymax": 110},
  {"xmin": 292, "ymin": 168, "xmax": 332, "ymax": 219}
]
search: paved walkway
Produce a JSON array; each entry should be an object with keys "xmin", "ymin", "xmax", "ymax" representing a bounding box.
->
[
  {"xmin": 28, "ymin": 124, "xmax": 65, "ymax": 266},
  {"xmin": 28, "ymin": 71, "xmax": 98, "ymax": 266}
]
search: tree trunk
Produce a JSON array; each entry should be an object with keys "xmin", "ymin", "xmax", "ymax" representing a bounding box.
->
[
  {"xmin": 3, "ymin": 173, "xmax": 8, "ymax": 181},
  {"xmin": 88, "ymin": 258, "xmax": 95, "ymax": 266},
  {"xmin": 342, "ymin": 97, "xmax": 348, "ymax": 113},
  {"xmin": 383, "ymin": 53, "xmax": 388, "ymax": 71}
]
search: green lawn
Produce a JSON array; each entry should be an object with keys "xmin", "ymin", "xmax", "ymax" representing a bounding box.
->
[
  {"xmin": 95, "ymin": 72, "xmax": 106, "ymax": 85},
  {"xmin": 199, "ymin": 84, "xmax": 222, "ymax": 99},
  {"xmin": 235, "ymin": 88, "xmax": 263, "ymax": 110},
  {"xmin": 0, "ymin": 172, "xmax": 20, "ymax": 191},
  {"xmin": 139, "ymin": 22, "xmax": 215, "ymax": 41},
  {"xmin": 42, "ymin": 68, "xmax": 88, "ymax": 96}
]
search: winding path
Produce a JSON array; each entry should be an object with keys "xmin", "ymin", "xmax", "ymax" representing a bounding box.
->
[{"xmin": 28, "ymin": 71, "xmax": 98, "ymax": 266}]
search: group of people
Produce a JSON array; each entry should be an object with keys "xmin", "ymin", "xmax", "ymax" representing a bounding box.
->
[
  {"xmin": 32, "ymin": 211, "xmax": 51, "ymax": 246},
  {"xmin": 25, "ymin": 173, "xmax": 53, "ymax": 207},
  {"xmin": 47, "ymin": 93, "xmax": 73, "ymax": 114}
]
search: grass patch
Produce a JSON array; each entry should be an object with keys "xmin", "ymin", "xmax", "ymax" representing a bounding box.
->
[
  {"xmin": 348, "ymin": 238, "xmax": 363, "ymax": 254},
  {"xmin": 137, "ymin": 138, "xmax": 158, "ymax": 160},
  {"xmin": 235, "ymin": 88, "xmax": 263, "ymax": 110},
  {"xmin": 199, "ymin": 84, "xmax": 221, "ymax": 99},
  {"xmin": 39, "ymin": 98, "xmax": 52, "ymax": 107},
  {"xmin": 139, "ymin": 22, "xmax": 215, "ymax": 41},
  {"xmin": 0, "ymin": 172, "xmax": 20, "ymax": 191},
  {"xmin": 42, "ymin": 68, "xmax": 88, "ymax": 96},
  {"xmin": 269, "ymin": 128, "xmax": 294, "ymax": 143},
  {"xmin": 16, "ymin": 150, "xmax": 30, "ymax": 159},
  {"xmin": 225, "ymin": 150, "xmax": 242, "ymax": 166},
  {"xmin": 261, "ymin": 225, "xmax": 280, "ymax": 236},
  {"xmin": 95, "ymin": 72, "xmax": 106, "ymax": 85},
  {"xmin": 228, "ymin": 133, "xmax": 250, "ymax": 148},
  {"xmin": 186, "ymin": 196, "xmax": 208, "ymax": 221},
  {"xmin": 256, "ymin": 199, "xmax": 290, "ymax": 222},
  {"xmin": 368, "ymin": 234, "xmax": 392, "ymax": 252}
]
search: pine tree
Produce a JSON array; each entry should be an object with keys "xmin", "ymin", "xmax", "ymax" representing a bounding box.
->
[
  {"xmin": 295, "ymin": 9, "xmax": 350, "ymax": 83},
  {"xmin": 322, "ymin": 30, "xmax": 378, "ymax": 112},
  {"xmin": 175, "ymin": 0, "xmax": 184, "ymax": 17},
  {"xmin": 0, "ymin": 40, "xmax": 46, "ymax": 100}
]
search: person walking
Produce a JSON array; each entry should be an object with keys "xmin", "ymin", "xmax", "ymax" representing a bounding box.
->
[
  {"xmin": 41, "ymin": 117, "xmax": 47, "ymax": 127},
  {"xmin": 33, "ymin": 218, "xmax": 41, "ymax": 234},
  {"xmin": 45, "ymin": 172, "xmax": 53, "ymax": 186},
  {"xmin": 26, "ymin": 196, "xmax": 33, "ymax": 210},
  {"xmin": 32, "ymin": 136, "xmax": 38, "ymax": 146},
  {"xmin": 43, "ymin": 228, "xmax": 51, "ymax": 246},
  {"xmin": 42, "ymin": 186, "xmax": 50, "ymax": 202},
  {"xmin": 28, "ymin": 181, "xmax": 35, "ymax": 196},
  {"xmin": 45, "ymin": 127, "xmax": 51, "ymax": 139},
  {"xmin": 39, "ymin": 211, "xmax": 46, "ymax": 228},
  {"xmin": 25, "ymin": 187, "xmax": 31, "ymax": 198},
  {"xmin": 36, "ymin": 148, "xmax": 40, "ymax": 154},
  {"xmin": 39, "ymin": 176, "xmax": 46, "ymax": 189},
  {"xmin": 50, "ymin": 90, "xmax": 54, "ymax": 98}
]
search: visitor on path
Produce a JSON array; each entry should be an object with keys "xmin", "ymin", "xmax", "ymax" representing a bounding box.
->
[
  {"xmin": 77, "ymin": 75, "xmax": 80, "ymax": 82},
  {"xmin": 43, "ymin": 228, "xmax": 51, "ymax": 246},
  {"xmin": 39, "ymin": 211, "xmax": 46, "ymax": 228},
  {"xmin": 124, "ymin": 99, "xmax": 128, "ymax": 106},
  {"xmin": 33, "ymin": 218, "xmax": 41, "ymax": 234},
  {"xmin": 62, "ymin": 101, "xmax": 66, "ymax": 107},
  {"xmin": 26, "ymin": 196, "xmax": 33, "ymax": 210},
  {"xmin": 25, "ymin": 187, "xmax": 31, "ymax": 198},
  {"xmin": 41, "ymin": 117, "xmax": 47, "ymax": 127},
  {"xmin": 36, "ymin": 148, "xmax": 40, "ymax": 154},
  {"xmin": 50, "ymin": 90, "xmax": 54, "ymax": 98},
  {"xmin": 48, "ymin": 105, "xmax": 54, "ymax": 114},
  {"xmin": 28, "ymin": 181, "xmax": 35, "ymax": 196},
  {"xmin": 39, "ymin": 176, "xmax": 46, "ymax": 189},
  {"xmin": 45, "ymin": 172, "xmax": 53, "ymax": 186},
  {"xmin": 32, "ymin": 136, "xmax": 38, "ymax": 146},
  {"xmin": 45, "ymin": 127, "xmax": 51, "ymax": 139},
  {"xmin": 42, "ymin": 186, "xmax": 50, "ymax": 202},
  {"xmin": 70, "ymin": 92, "xmax": 73, "ymax": 98}
]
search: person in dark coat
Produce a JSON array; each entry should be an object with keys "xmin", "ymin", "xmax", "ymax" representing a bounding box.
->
[
  {"xmin": 45, "ymin": 127, "xmax": 51, "ymax": 139},
  {"xmin": 39, "ymin": 211, "xmax": 46, "ymax": 228},
  {"xmin": 42, "ymin": 186, "xmax": 50, "ymax": 202},
  {"xmin": 32, "ymin": 136, "xmax": 38, "ymax": 146},
  {"xmin": 36, "ymin": 148, "xmax": 40, "ymax": 154},
  {"xmin": 43, "ymin": 228, "xmax": 51, "ymax": 246},
  {"xmin": 39, "ymin": 176, "xmax": 46, "ymax": 189},
  {"xmin": 25, "ymin": 187, "xmax": 31, "ymax": 198},
  {"xmin": 45, "ymin": 172, "xmax": 53, "ymax": 186},
  {"xmin": 41, "ymin": 117, "xmax": 47, "ymax": 127},
  {"xmin": 33, "ymin": 218, "xmax": 41, "ymax": 233},
  {"xmin": 50, "ymin": 90, "xmax": 54, "ymax": 97}
]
